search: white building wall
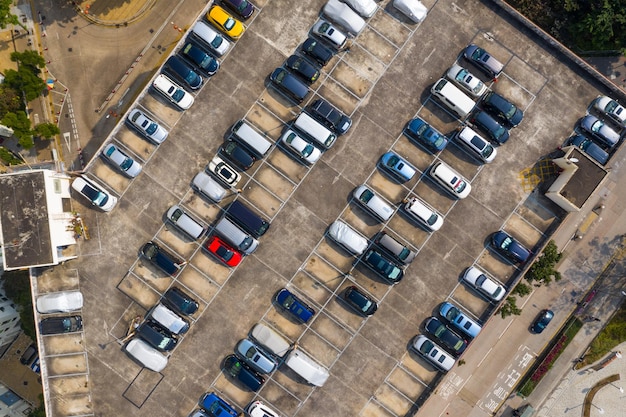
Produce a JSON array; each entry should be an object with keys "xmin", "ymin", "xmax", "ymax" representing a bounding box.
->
[
  {"xmin": 0, "ymin": 281, "xmax": 21, "ymax": 349},
  {"xmin": 0, "ymin": 382, "xmax": 32, "ymax": 417}
]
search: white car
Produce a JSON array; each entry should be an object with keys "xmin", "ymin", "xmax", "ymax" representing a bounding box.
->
[
  {"xmin": 352, "ymin": 185, "xmax": 394, "ymax": 221},
  {"xmin": 403, "ymin": 196, "xmax": 443, "ymax": 232},
  {"xmin": 190, "ymin": 21, "xmax": 231, "ymax": 57},
  {"xmin": 455, "ymin": 126, "xmax": 497, "ymax": 163},
  {"xmin": 281, "ymin": 129, "xmax": 322, "ymax": 164},
  {"xmin": 127, "ymin": 109, "xmax": 169, "ymax": 144},
  {"xmin": 36, "ymin": 291, "xmax": 83, "ymax": 313},
  {"xmin": 328, "ymin": 220, "xmax": 368, "ymax": 255},
  {"xmin": 312, "ymin": 20, "xmax": 347, "ymax": 49},
  {"xmin": 101, "ymin": 144, "xmax": 142, "ymax": 177},
  {"xmin": 152, "ymin": 74, "xmax": 194, "ymax": 110},
  {"xmin": 246, "ymin": 401, "xmax": 280, "ymax": 417},
  {"xmin": 323, "ymin": 0, "xmax": 366, "ymax": 34},
  {"xmin": 446, "ymin": 63, "xmax": 487, "ymax": 98},
  {"xmin": 208, "ymin": 155, "xmax": 241, "ymax": 187},
  {"xmin": 462, "ymin": 266, "xmax": 505, "ymax": 302},
  {"xmin": 411, "ymin": 335, "xmax": 455, "ymax": 371},
  {"xmin": 580, "ymin": 115, "xmax": 621, "ymax": 148},
  {"xmin": 72, "ymin": 175, "xmax": 118, "ymax": 212},
  {"xmin": 191, "ymin": 171, "xmax": 227, "ymax": 202},
  {"xmin": 393, "ymin": 0, "xmax": 428, "ymax": 23},
  {"xmin": 124, "ymin": 338, "xmax": 168, "ymax": 372},
  {"xmin": 594, "ymin": 96, "xmax": 626, "ymax": 125},
  {"xmin": 429, "ymin": 161, "xmax": 471, "ymax": 199},
  {"xmin": 342, "ymin": 0, "xmax": 376, "ymax": 18}
]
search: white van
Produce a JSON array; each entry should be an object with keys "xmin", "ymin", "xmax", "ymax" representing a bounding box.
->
[
  {"xmin": 294, "ymin": 112, "xmax": 337, "ymax": 149},
  {"xmin": 191, "ymin": 171, "xmax": 227, "ymax": 202},
  {"xmin": 149, "ymin": 303, "xmax": 189, "ymax": 335},
  {"xmin": 166, "ymin": 205, "xmax": 206, "ymax": 240},
  {"xmin": 190, "ymin": 21, "xmax": 231, "ymax": 56},
  {"xmin": 430, "ymin": 78, "xmax": 476, "ymax": 118},
  {"xmin": 124, "ymin": 338, "xmax": 168, "ymax": 372},
  {"xmin": 250, "ymin": 323, "xmax": 291, "ymax": 358},
  {"xmin": 284, "ymin": 348, "xmax": 330, "ymax": 386},
  {"xmin": 213, "ymin": 217, "xmax": 259, "ymax": 255},
  {"xmin": 231, "ymin": 120, "xmax": 272, "ymax": 158}
]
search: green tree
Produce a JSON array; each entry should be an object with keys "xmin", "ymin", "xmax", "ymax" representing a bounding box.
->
[
  {"xmin": 0, "ymin": 84, "xmax": 23, "ymax": 117},
  {"xmin": 2, "ymin": 111, "xmax": 33, "ymax": 149},
  {"xmin": 525, "ymin": 240, "xmax": 562, "ymax": 286},
  {"xmin": 512, "ymin": 282, "xmax": 532, "ymax": 297},
  {"xmin": 11, "ymin": 50, "xmax": 46, "ymax": 74},
  {"xmin": 499, "ymin": 296, "xmax": 522, "ymax": 318},
  {"xmin": 3, "ymin": 67, "xmax": 46, "ymax": 101},
  {"xmin": 0, "ymin": 0, "xmax": 27, "ymax": 31},
  {"xmin": 33, "ymin": 122, "xmax": 60, "ymax": 138},
  {"xmin": 28, "ymin": 395, "xmax": 45, "ymax": 417},
  {"xmin": 1, "ymin": 270, "xmax": 36, "ymax": 340}
]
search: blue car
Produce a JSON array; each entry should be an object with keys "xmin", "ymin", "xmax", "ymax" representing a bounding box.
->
[
  {"xmin": 198, "ymin": 392, "xmax": 238, "ymax": 417},
  {"xmin": 439, "ymin": 302, "xmax": 482, "ymax": 338},
  {"xmin": 363, "ymin": 250, "xmax": 404, "ymax": 284},
  {"xmin": 491, "ymin": 231, "xmax": 531, "ymax": 264},
  {"xmin": 565, "ymin": 135, "xmax": 609, "ymax": 165},
  {"xmin": 405, "ymin": 117, "xmax": 448, "ymax": 152},
  {"xmin": 165, "ymin": 56, "xmax": 203, "ymax": 90},
  {"xmin": 235, "ymin": 338, "xmax": 277, "ymax": 374},
  {"xmin": 223, "ymin": 355, "xmax": 265, "ymax": 391},
  {"xmin": 469, "ymin": 110, "xmax": 510, "ymax": 144},
  {"xmin": 180, "ymin": 41, "xmax": 220, "ymax": 76},
  {"xmin": 141, "ymin": 241, "xmax": 185, "ymax": 276},
  {"xmin": 379, "ymin": 152, "xmax": 417, "ymax": 182},
  {"xmin": 275, "ymin": 289, "xmax": 315, "ymax": 323},
  {"xmin": 531, "ymin": 309, "xmax": 554, "ymax": 333}
]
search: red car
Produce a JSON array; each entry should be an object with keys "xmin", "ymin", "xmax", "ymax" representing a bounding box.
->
[{"xmin": 204, "ymin": 235, "xmax": 242, "ymax": 267}]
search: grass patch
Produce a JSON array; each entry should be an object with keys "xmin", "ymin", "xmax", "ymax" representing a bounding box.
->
[{"xmin": 579, "ymin": 302, "xmax": 626, "ymax": 367}]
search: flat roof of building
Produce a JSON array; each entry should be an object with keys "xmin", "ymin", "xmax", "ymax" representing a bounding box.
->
[{"xmin": 560, "ymin": 149, "xmax": 608, "ymax": 209}]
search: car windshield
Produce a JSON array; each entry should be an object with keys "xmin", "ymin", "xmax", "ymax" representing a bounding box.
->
[
  {"xmin": 471, "ymin": 48, "xmax": 485, "ymax": 60},
  {"xmin": 281, "ymin": 294, "xmax": 295, "ymax": 309},
  {"xmin": 444, "ymin": 306, "xmax": 459, "ymax": 321},
  {"xmin": 172, "ymin": 88, "xmax": 185, "ymax": 102},
  {"xmin": 359, "ymin": 189, "xmax": 374, "ymax": 203},
  {"xmin": 83, "ymin": 185, "xmax": 108, "ymax": 206},
  {"xmin": 236, "ymin": 0, "xmax": 249, "ymax": 11},
  {"xmin": 386, "ymin": 155, "xmax": 400, "ymax": 167},
  {"xmin": 184, "ymin": 73, "xmax": 198, "ymax": 85},
  {"xmin": 216, "ymin": 246, "xmax": 233, "ymax": 261},
  {"xmin": 144, "ymin": 244, "xmax": 158, "ymax": 259},
  {"xmin": 224, "ymin": 17, "xmax": 235, "ymax": 31},
  {"xmin": 319, "ymin": 22, "xmax": 330, "ymax": 32},
  {"xmin": 245, "ymin": 346, "xmax": 256, "ymax": 359},
  {"xmin": 211, "ymin": 35, "xmax": 223, "ymax": 49},
  {"xmin": 481, "ymin": 144, "xmax": 494, "ymax": 158},
  {"xmin": 415, "ymin": 123, "xmax": 428, "ymax": 136},
  {"xmin": 145, "ymin": 122, "xmax": 158, "ymax": 135},
  {"xmin": 170, "ymin": 209, "xmax": 183, "ymax": 222},
  {"xmin": 492, "ymin": 286, "xmax": 503, "ymax": 298},
  {"xmin": 398, "ymin": 247, "xmax": 411, "ymax": 261},
  {"xmin": 591, "ymin": 120, "xmax": 603, "ymax": 133},
  {"xmin": 454, "ymin": 179, "xmax": 467, "ymax": 193},
  {"xmin": 504, "ymin": 103, "xmax": 517, "ymax": 118},
  {"xmin": 455, "ymin": 69, "xmax": 468, "ymax": 83},
  {"xmin": 500, "ymin": 236, "xmax": 513, "ymax": 250},
  {"xmin": 359, "ymin": 299, "xmax": 372, "ymax": 312},
  {"xmin": 427, "ymin": 213, "xmax": 439, "ymax": 226},
  {"xmin": 420, "ymin": 339, "xmax": 434, "ymax": 354},
  {"xmin": 120, "ymin": 157, "xmax": 133, "ymax": 171},
  {"xmin": 302, "ymin": 144, "xmax": 313, "ymax": 157},
  {"xmin": 605, "ymin": 100, "xmax": 618, "ymax": 113}
]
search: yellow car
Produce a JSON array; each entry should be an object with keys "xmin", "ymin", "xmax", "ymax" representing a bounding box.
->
[{"xmin": 206, "ymin": 5, "xmax": 245, "ymax": 40}]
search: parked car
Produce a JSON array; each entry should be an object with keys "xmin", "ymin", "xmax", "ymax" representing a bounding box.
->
[
  {"xmin": 424, "ymin": 317, "xmax": 467, "ymax": 356},
  {"xmin": 165, "ymin": 56, "xmax": 203, "ymax": 90},
  {"xmin": 362, "ymin": 249, "xmax": 404, "ymax": 284},
  {"xmin": 275, "ymin": 288, "xmax": 315, "ymax": 323},
  {"xmin": 246, "ymin": 401, "xmax": 279, "ymax": 417},
  {"xmin": 327, "ymin": 220, "xmax": 368, "ymax": 255},
  {"xmin": 411, "ymin": 334, "xmax": 455, "ymax": 371},
  {"xmin": 352, "ymin": 185, "xmax": 394, "ymax": 221},
  {"xmin": 280, "ymin": 129, "xmax": 322, "ymax": 164},
  {"xmin": 482, "ymin": 91, "xmax": 523, "ymax": 127},
  {"xmin": 180, "ymin": 41, "xmax": 220, "ymax": 76},
  {"xmin": 208, "ymin": 155, "xmax": 242, "ymax": 187},
  {"xmin": 439, "ymin": 302, "xmax": 482, "ymax": 338},
  {"xmin": 342, "ymin": 286, "xmax": 378, "ymax": 316},
  {"xmin": 446, "ymin": 64, "xmax": 487, "ymax": 97},
  {"xmin": 402, "ymin": 196, "xmax": 443, "ymax": 231},
  {"xmin": 152, "ymin": 74, "xmax": 194, "ymax": 110},
  {"xmin": 323, "ymin": 0, "xmax": 366, "ymax": 35},
  {"xmin": 564, "ymin": 134, "xmax": 609, "ymax": 165},
  {"xmin": 36, "ymin": 291, "xmax": 83, "ymax": 314},
  {"xmin": 491, "ymin": 230, "xmax": 531, "ymax": 264},
  {"xmin": 198, "ymin": 392, "xmax": 238, "ymax": 417},
  {"xmin": 301, "ymin": 37, "xmax": 334, "ymax": 66},
  {"xmin": 163, "ymin": 286, "xmax": 199, "ymax": 316},
  {"xmin": 124, "ymin": 338, "xmax": 168, "ymax": 372},
  {"xmin": 187, "ymin": 409, "xmax": 210, "ymax": 417},
  {"xmin": 392, "ymin": 0, "xmax": 428, "ymax": 23},
  {"xmin": 223, "ymin": 355, "xmax": 265, "ymax": 391},
  {"xmin": 463, "ymin": 44, "xmax": 503, "ymax": 78},
  {"xmin": 101, "ymin": 143, "xmax": 142, "ymax": 177},
  {"xmin": 136, "ymin": 320, "xmax": 178, "ymax": 352},
  {"xmin": 307, "ymin": 98, "xmax": 352, "ymax": 135},
  {"xmin": 192, "ymin": 171, "xmax": 227, "ymax": 202},
  {"xmin": 284, "ymin": 55, "xmax": 320, "ymax": 84},
  {"xmin": 462, "ymin": 266, "xmax": 505, "ymax": 302},
  {"xmin": 379, "ymin": 152, "xmax": 417, "ymax": 182},
  {"xmin": 374, "ymin": 232, "xmax": 417, "ymax": 264},
  {"xmin": 235, "ymin": 338, "xmax": 278, "ymax": 374},
  {"xmin": 343, "ymin": 0, "xmax": 377, "ymax": 17},
  {"xmin": 71, "ymin": 175, "xmax": 118, "ymax": 212},
  {"xmin": 455, "ymin": 126, "xmax": 497, "ymax": 163},
  {"xmin": 222, "ymin": 0, "xmax": 255, "ymax": 20},
  {"xmin": 40, "ymin": 315, "xmax": 83, "ymax": 335},
  {"xmin": 149, "ymin": 303, "xmax": 189, "ymax": 335},
  {"xmin": 594, "ymin": 95, "xmax": 626, "ymax": 125},
  {"xmin": 531, "ymin": 309, "xmax": 554, "ymax": 333},
  {"xmin": 429, "ymin": 161, "xmax": 471, "ymax": 199},
  {"xmin": 141, "ymin": 241, "xmax": 185, "ymax": 276},
  {"xmin": 311, "ymin": 20, "xmax": 347, "ymax": 49},
  {"xmin": 206, "ymin": 5, "xmax": 245, "ymax": 39},
  {"xmin": 469, "ymin": 110, "xmax": 510, "ymax": 144},
  {"xmin": 203, "ymin": 235, "xmax": 243, "ymax": 267},
  {"xmin": 190, "ymin": 21, "xmax": 231, "ymax": 56},
  {"xmin": 580, "ymin": 115, "xmax": 621, "ymax": 148},
  {"xmin": 221, "ymin": 140, "xmax": 256, "ymax": 170},
  {"xmin": 20, "ymin": 344, "xmax": 37, "ymax": 365},
  {"xmin": 127, "ymin": 108, "xmax": 169, "ymax": 143},
  {"xmin": 166, "ymin": 205, "xmax": 206, "ymax": 240},
  {"xmin": 269, "ymin": 67, "xmax": 310, "ymax": 103},
  {"xmin": 404, "ymin": 117, "xmax": 448, "ymax": 152}
]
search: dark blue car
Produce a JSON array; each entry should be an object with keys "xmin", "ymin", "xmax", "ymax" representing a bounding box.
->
[
  {"xmin": 301, "ymin": 37, "xmax": 334, "ymax": 66},
  {"xmin": 275, "ymin": 288, "xmax": 315, "ymax": 323},
  {"xmin": 405, "ymin": 117, "xmax": 448, "ymax": 152},
  {"xmin": 141, "ymin": 241, "xmax": 185, "ymax": 276},
  {"xmin": 469, "ymin": 110, "xmax": 510, "ymax": 144},
  {"xmin": 198, "ymin": 392, "xmax": 238, "ymax": 417},
  {"xmin": 491, "ymin": 231, "xmax": 531, "ymax": 264},
  {"xmin": 482, "ymin": 92, "xmax": 523, "ymax": 127},
  {"xmin": 565, "ymin": 135, "xmax": 609, "ymax": 165},
  {"xmin": 223, "ymin": 354, "xmax": 265, "ymax": 391},
  {"xmin": 163, "ymin": 286, "xmax": 199, "ymax": 316},
  {"xmin": 180, "ymin": 41, "xmax": 220, "ymax": 76},
  {"xmin": 165, "ymin": 56, "xmax": 203, "ymax": 90},
  {"xmin": 531, "ymin": 309, "xmax": 554, "ymax": 333},
  {"xmin": 222, "ymin": 0, "xmax": 255, "ymax": 19}
]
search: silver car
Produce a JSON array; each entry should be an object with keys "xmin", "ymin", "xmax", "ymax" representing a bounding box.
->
[
  {"xmin": 36, "ymin": 291, "xmax": 83, "ymax": 314},
  {"xmin": 594, "ymin": 96, "xmax": 626, "ymax": 125},
  {"xmin": 127, "ymin": 109, "xmax": 169, "ymax": 144},
  {"xmin": 392, "ymin": 0, "xmax": 427, "ymax": 23},
  {"xmin": 235, "ymin": 338, "xmax": 278, "ymax": 374},
  {"xmin": 280, "ymin": 129, "xmax": 322, "ymax": 165},
  {"xmin": 328, "ymin": 220, "xmax": 368, "ymax": 255},
  {"xmin": 580, "ymin": 115, "xmax": 621, "ymax": 148},
  {"xmin": 101, "ymin": 144, "xmax": 142, "ymax": 177},
  {"xmin": 352, "ymin": 185, "xmax": 394, "ymax": 221},
  {"xmin": 462, "ymin": 266, "xmax": 505, "ymax": 302},
  {"xmin": 323, "ymin": 0, "xmax": 366, "ymax": 34},
  {"xmin": 463, "ymin": 44, "xmax": 503, "ymax": 78},
  {"xmin": 446, "ymin": 64, "xmax": 487, "ymax": 97},
  {"xmin": 342, "ymin": 0, "xmax": 377, "ymax": 17},
  {"xmin": 311, "ymin": 20, "xmax": 347, "ymax": 49}
]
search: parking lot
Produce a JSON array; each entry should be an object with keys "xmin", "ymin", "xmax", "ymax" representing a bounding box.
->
[{"xmin": 33, "ymin": 0, "xmax": 619, "ymax": 416}]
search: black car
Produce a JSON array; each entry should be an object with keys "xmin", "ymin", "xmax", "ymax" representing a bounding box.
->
[
  {"xmin": 307, "ymin": 98, "xmax": 352, "ymax": 135},
  {"xmin": 362, "ymin": 250, "xmax": 404, "ymax": 284},
  {"xmin": 136, "ymin": 320, "xmax": 178, "ymax": 352},
  {"xmin": 301, "ymin": 38, "xmax": 334, "ymax": 66},
  {"xmin": 223, "ymin": 354, "xmax": 265, "ymax": 391},
  {"xmin": 163, "ymin": 286, "xmax": 199, "ymax": 316},
  {"xmin": 141, "ymin": 241, "xmax": 185, "ymax": 276},
  {"xmin": 424, "ymin": 317, "xmax": 467, "ymax": 356},
  {"xmin": 269, "ymin": 67, "xmax": 310, "ymax": 103},
  {"xmin": 469, "ymin": 110, "xmax": 510, "ymax": 144},
  {"xmin": 40, "ymin": 315, "xmax": 83, "ymax": 335},
  {"xmin": 222, "ymin": 0, "xmax": 255, "ymax": 19},
  {"xmin": 482, "ymin": 92, "xmax": 523, "ymax": 127},
  {"xmin": 565, "ymin": 135, "xmax": 609, "ymax": 165},
  {"xmin": 285, "ymin": 55, "xmax": 320, "ymax": 84},
  {"xmin": 342, "ymin": 286, "xmax": 377, "ymax": 316},
  {"xmin": 179, "ymin": 41, "xmax": 220, "ymax": 76},
  {"xmin": 491, "ymin": 231, "xmax": 531, "ymax": 264},
  {"xmin": 221, "ymin": 140, "xmax": 256, "ymax": 170},
  {"xmin": 531, "ymin": 309, "xmax": 554, "ymax": 333},
  {"xmin": 20, "ymin": 344, "xmax": 38, "ymax": 365},
  {"xmin": 164, "ymin": 56, "xmax": 203, "ymax": 90}
]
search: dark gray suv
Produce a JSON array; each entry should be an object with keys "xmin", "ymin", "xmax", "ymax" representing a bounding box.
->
[{"xmin": 307, "ymin": 99, "xmax": 352, "ymax": 135}]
